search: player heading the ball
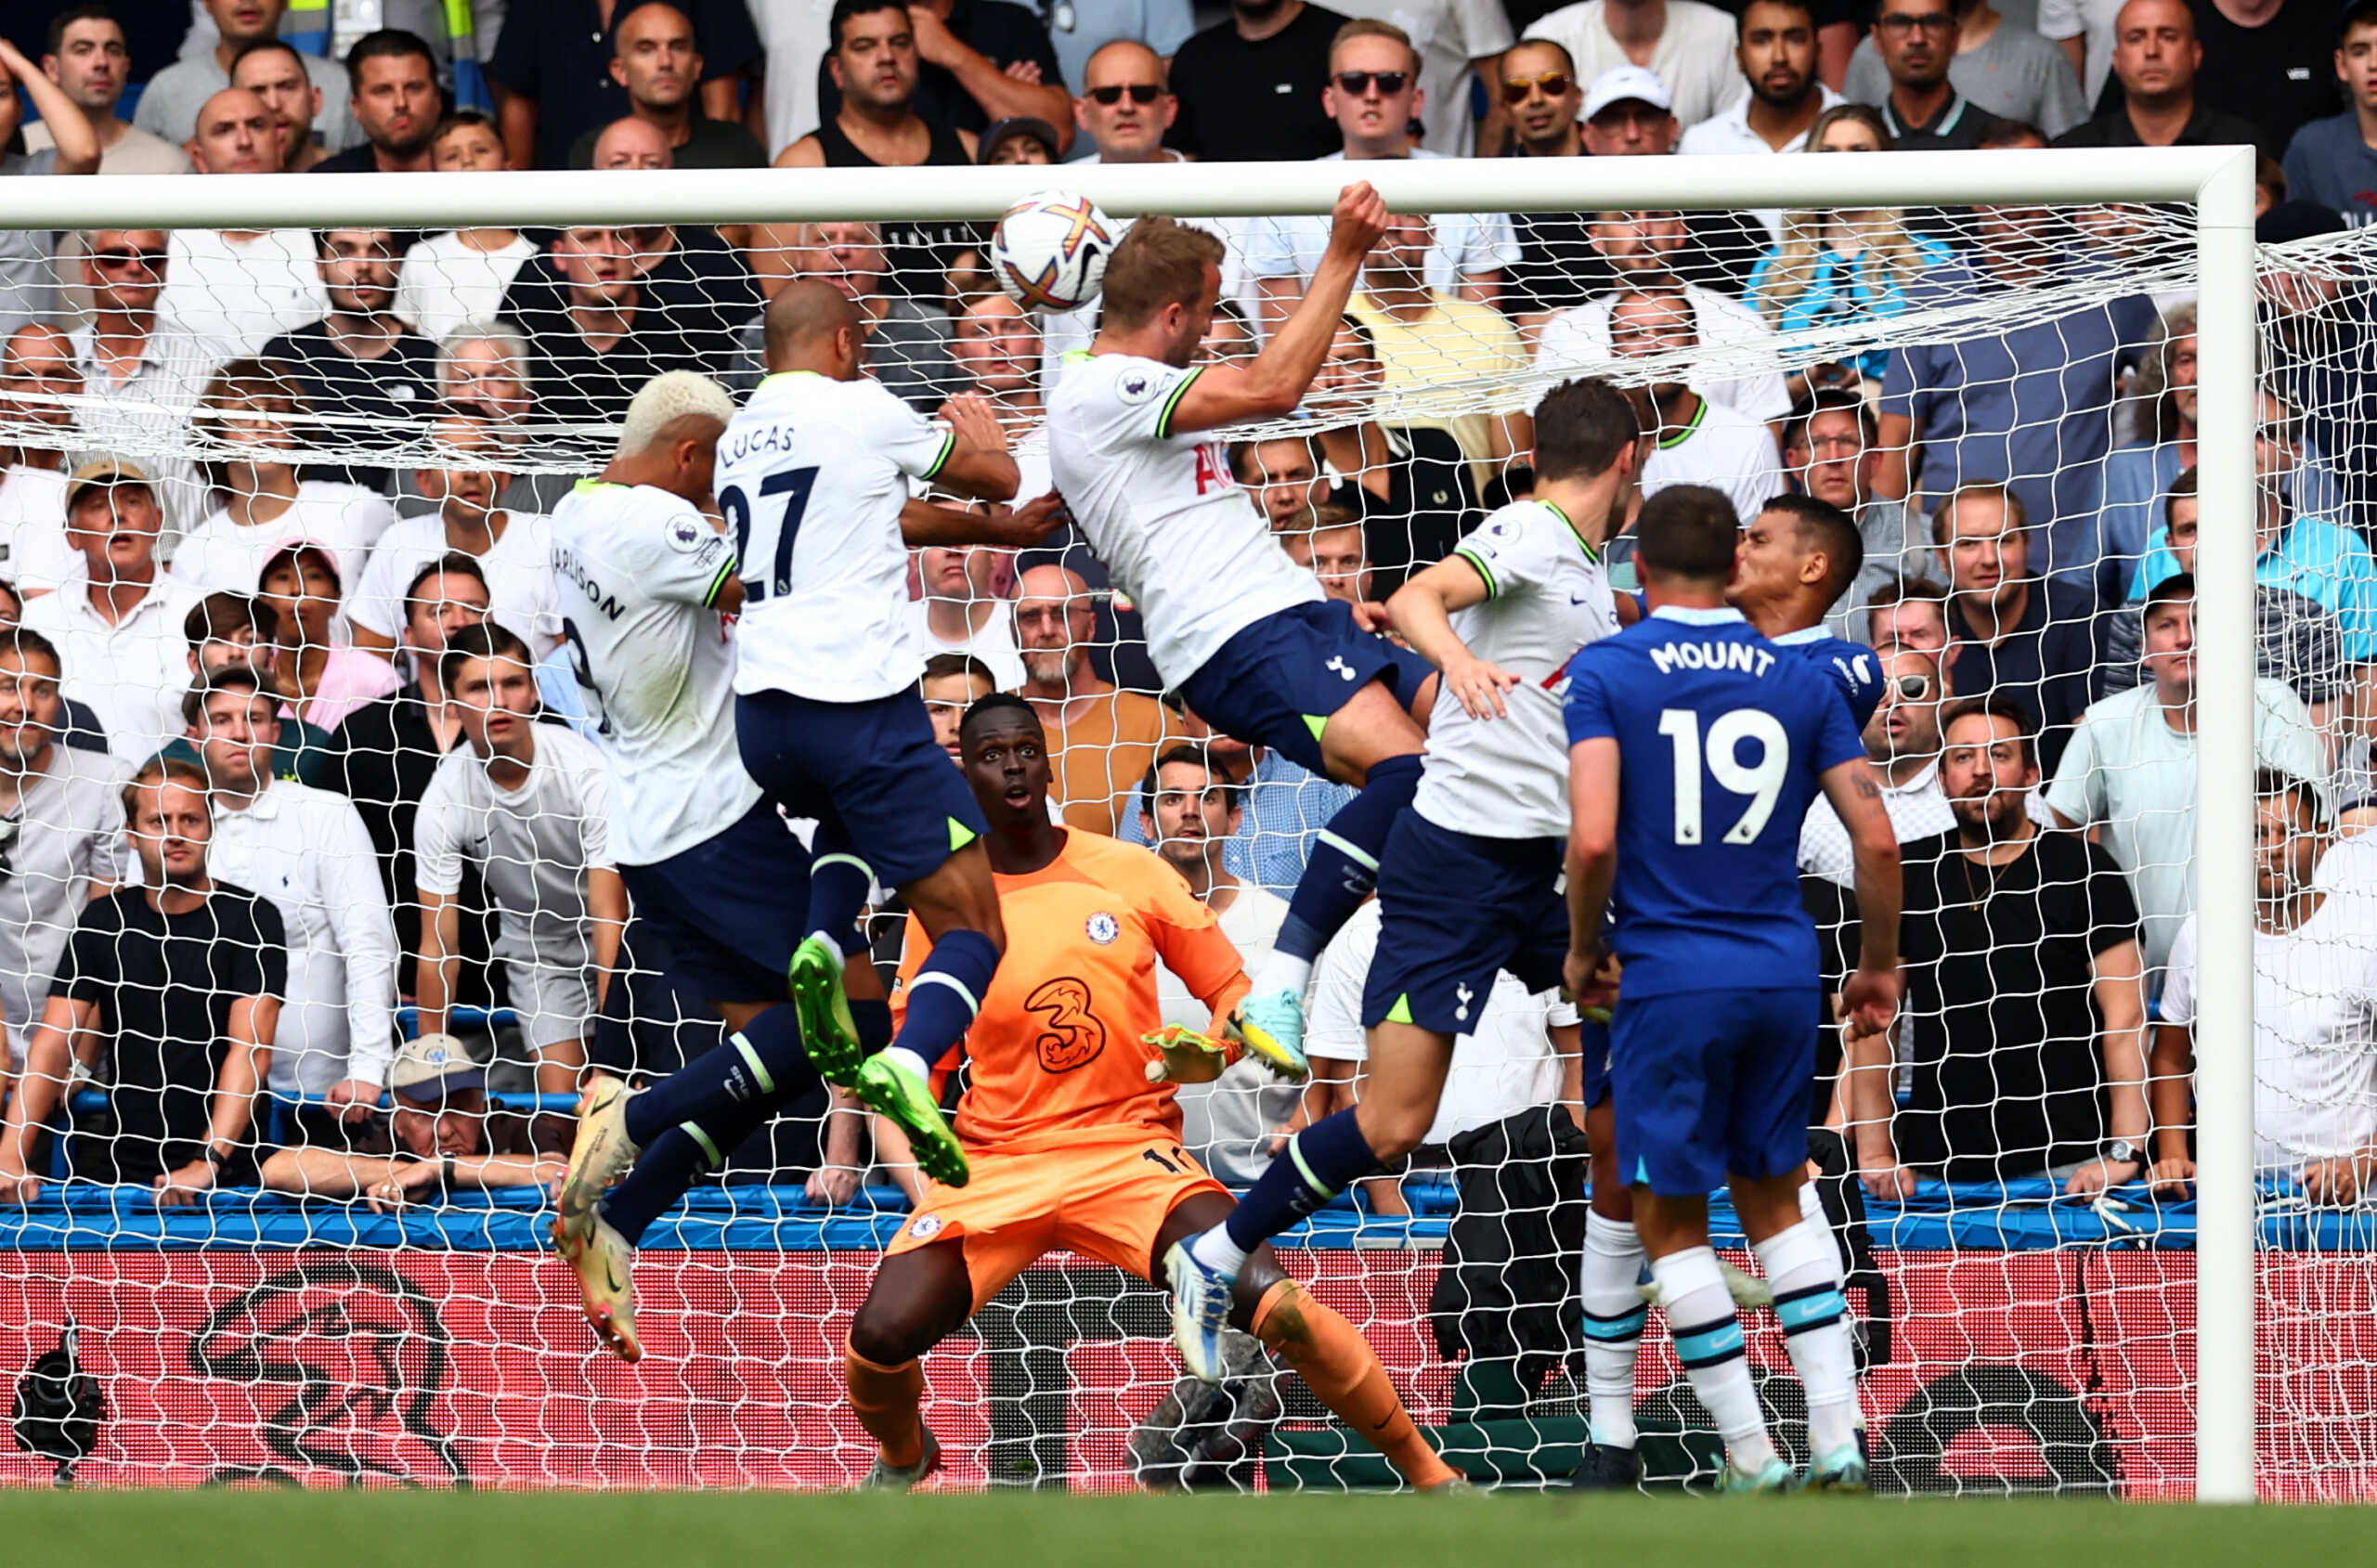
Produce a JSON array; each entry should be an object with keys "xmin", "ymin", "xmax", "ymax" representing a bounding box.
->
[
  {"xmin": 1047, "ymin": 184, "xmax": 1443, "ymax": 1202},
  {"xmin": 1561, "ymin": 485, "xmax": 1902, "ymax": 1493}
]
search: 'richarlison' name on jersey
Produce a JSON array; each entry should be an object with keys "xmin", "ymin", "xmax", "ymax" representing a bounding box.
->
[
  {"xmin": 1417, "ymin": 499, "xmax": 1619, "ymax": 841},
  {"xmin": 1563, "ymin": 605, "xmax": 1865, "ymax": 1001}
]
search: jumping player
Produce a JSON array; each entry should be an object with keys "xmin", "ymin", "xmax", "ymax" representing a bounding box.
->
[
  {"xmin": 546, "ymin": 371, "xmax": 889, "ymax": 1360},
  {"xmin": 1165, "ymin": 377, "xmax": 1642, "ymax": 1379},
  {"xmin": 1047, "ymin": 181, "xmax": 1435, "ymax": 1078},
  {"xmin": 718, "ymin": 280, "xmax": 1064, "ymax": 1189},
  {"xmin": 1562, "ymin": 486, "xmax": 1901, "ymax": 1493},
  {"xmin": 844, "ymin": 694, "xmax": 1463, "ymax": 1495},
  {"xmin": 1570, "ymin": 486, "xmax": 1883, "ymax": 1486}
]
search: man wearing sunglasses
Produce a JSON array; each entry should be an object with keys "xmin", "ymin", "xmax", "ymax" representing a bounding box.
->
[
  {"xmin": 1331, "ymin": 0, "xmax": 1513, "ymax": 157},
  {"xmin": 1250, "ymin": 19, "xmax": 1517, "ymax": 339},
  {"xmin": 66, "ymin": 232, "xmax": 229, "ymax": 536}
]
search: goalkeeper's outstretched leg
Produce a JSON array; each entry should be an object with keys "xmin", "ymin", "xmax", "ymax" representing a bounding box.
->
[{"xmin": 840, "ymin": 1185, "xmax": 1463, "ymax": 1492}]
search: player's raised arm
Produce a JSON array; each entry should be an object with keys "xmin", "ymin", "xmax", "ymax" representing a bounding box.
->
[
  {"xmin": 1164, "ymin": 184, "xmax": 1390, "ymax": 436},
  {"xmin": 1388, "ymin": 552, "xmax": 1517, "ymax": 719},
  {"xmin": 929, "ymin": 394, "xmax": 1023, "ymax": 502},
  {"xmin": 899, "ymin": 493, "xmax": 1069, "ymax": 550},
  {"xmin": 1818, "ymin": 756, "xmax": 1902, "ymax": 1041}
]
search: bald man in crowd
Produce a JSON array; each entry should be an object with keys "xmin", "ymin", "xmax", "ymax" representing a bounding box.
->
[{"xmin": 1013, "ymin": 563, "xmax": 1179, "ymax": 836}]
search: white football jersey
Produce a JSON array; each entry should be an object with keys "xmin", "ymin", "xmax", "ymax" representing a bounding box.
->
[
  {"xmin": 1047, "ymin": 352, "xmax": 1320, "ymax": 684},
  {"xmin": 547, "ymin": 479, "xmax": 760, "ymax": 866},
  {"xmin": 1415, "ymin": 499, "xmax": 1619, "ymax": 840},
  {"xmin": 718, "ymin": 371, "xmax": 955, "ymax": 703}
]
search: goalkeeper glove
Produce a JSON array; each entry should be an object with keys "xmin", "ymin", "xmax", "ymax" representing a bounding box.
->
[{"xmin": 1141, "ymin": 1024, "xmax": 1229, "ymax": 1084}]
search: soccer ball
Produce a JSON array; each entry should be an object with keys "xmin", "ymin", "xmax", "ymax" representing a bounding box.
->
[{"xmin": 991, "ymin": 190, "xmax": 1115, "ymax": 313}]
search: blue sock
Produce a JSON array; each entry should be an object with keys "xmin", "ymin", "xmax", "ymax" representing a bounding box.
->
[
  {"xmin": 808, "ymin": 844, "xmax": 875, "ymax": 956},
  {"xmin": 893, "ymin": 927, "xmax": 999, "ymax": 1069},
  {"xmin": 1275, "ymin": 751, "xmax": 1422, "ymax": 963},
  {"xmin": 1223, "ymin": 1107, "xmax": 1381, "ymax": 1253},
  {"xmin": 601, "ymin": 1124, "xmax": 714, "ymax": 1246},
  {"xmin": 621, "ymin": 1003, "xmax": 818, "ymax": 1147},
  {"xmin": 851, "ymin": 997, "xmax": 893, "ymax": 1052}
]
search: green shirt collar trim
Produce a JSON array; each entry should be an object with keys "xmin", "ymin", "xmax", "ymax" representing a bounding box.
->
[
  {"xmin": 1656, "ymin": 398, "xmax": 1707, "ymax": 450},
  {"xmin": 1539, "ymin": 499, "xmax": 1599, "ymax": 563}
]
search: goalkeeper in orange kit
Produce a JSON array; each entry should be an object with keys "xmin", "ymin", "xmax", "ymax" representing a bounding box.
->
[{"xmin": 840, "ymin": 693, "xmax": 1465, "ymax": 1493}]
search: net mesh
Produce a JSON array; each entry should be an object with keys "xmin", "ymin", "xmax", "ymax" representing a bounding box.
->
[{"xmin": 0, "ymin": 187, "xmax": 2366, "ymax": 1497}]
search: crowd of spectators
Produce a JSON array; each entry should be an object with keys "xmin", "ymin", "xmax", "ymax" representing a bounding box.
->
[{"xmin": 0, "ymin": 0, "xmax": 2374, "ymax": 1214}]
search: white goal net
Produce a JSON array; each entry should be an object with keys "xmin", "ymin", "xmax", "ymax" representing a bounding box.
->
[{"xmin": 0, "ymin": 149, "xmax": 2341, "ymax": 1498}]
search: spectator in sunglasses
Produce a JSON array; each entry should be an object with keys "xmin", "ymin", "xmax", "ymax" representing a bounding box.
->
[
  {"xmin": 1496, "ymin": 38, "xmax": 1585, "ymax": 156},
  {"xmin": 66, "ymin": 231, "xmax": 225, "ymax": 536},
  {"xmin": 1072, "ymin": 40, "xmax": 1177, "ymax": 163},
  {"xmin": 1799, "ymin": 643, "xmax": 1959, "ymax": 886},
  {"xmin": 1250, "ymin": 19, "xmax": 1517, "ymax": 337},
  {"xmin": 1335, "ymin": 0, "xmax": 1513, "ymax": 157},
  {"xmin": 1521, "ymin": 0, "xmax": 1745, "ymax": 129}
]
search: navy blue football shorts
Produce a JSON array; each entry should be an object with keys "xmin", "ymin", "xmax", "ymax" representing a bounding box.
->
[
  {"xmin": 1361, "ymin": 811, "xmax": 1567, "ymax": 1035},
  {"xmin": 1175, "ymin": 599, "xmax": 1435, "ymax": 776},
  {"xmin": 1610, "ymin": 986, "xmax": 1821, "ymax": 1197},
  {"xmin": 736, "ymin": 686, "xmax": 989, "ymax": 894},
  {"xmin": 618, "ymin": 797, "xmax": 812, "ymax": 1003}
]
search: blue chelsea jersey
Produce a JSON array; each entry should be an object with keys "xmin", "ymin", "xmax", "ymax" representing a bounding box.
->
[
  {"xmin": 1563, "ymin": 606, "xmax": 1867, "ymax": 999},
  {"xmin": 1773, "ymin": 625, "xmax": 1886, "ymax": 729}
]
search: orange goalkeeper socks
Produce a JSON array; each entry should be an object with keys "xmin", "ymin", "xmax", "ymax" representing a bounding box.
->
[
  {"xmin": 1251, "ymin": 1278, "xmax": 1459, "ymax": 1490},
  {"xmin": 843, "ymin": 1341, "xmax": 927, "ymax": 1470}
]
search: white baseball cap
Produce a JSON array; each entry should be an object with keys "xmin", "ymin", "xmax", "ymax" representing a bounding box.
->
[{"xmin": 1582, "ymin": 65, "xmax": 1673, "ymax": 121}]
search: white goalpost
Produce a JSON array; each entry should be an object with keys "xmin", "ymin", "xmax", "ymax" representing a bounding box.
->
[{"xmin": 0, "ymin": 147, "xmax": 2263, "ymax": 1498}]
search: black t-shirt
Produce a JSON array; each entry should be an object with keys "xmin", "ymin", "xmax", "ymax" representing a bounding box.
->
[
  {"xmin": 1326, "ymin": 423, "xmax": 1482, "ymax": 591},
  {"xmin": 565, "ymin": 114, "xmax": 770, "ymax": 170},
  {"xmin": 487, "ymin": 0, "xmax": 764, "ymax": 170},
  {"xmin": 498, "ymin": 231, "xmax": 755, "ymax": 434},
  {"xmin": 1167, "ymin": 3, "xmax": 1347, "ymax": 163},
  {"xmin": 1895, "ymin": 830, "xmax": 2139, "ymax": 1182},
  {"xmin": 2190, "ymin": 0, "xmax": 2334, "ymax": 157},
  {"xmin": 63, "ymin": 885, "xmax": 287, "ymax": 1185},
  {"xmin": 259, "ymin": 320, "xmax": 440, "ymax": 492},
  {"xmin": 2051, "ymin": 102, "xmax": 2280, "ymax": 162},
  {"xmin": 1499, "ymin": 155, "xmax": 1768, "ymax": 312},
  {"xmin": 1880, "ymin": 91, "xmax": 2006, "ymax": 151},
  {"xmin": 1944, "ymin": 579, "xmax": 2104, "ymax": 776},
  {"xmin": 815, "ymin": 0, "xmax": 1066, "ymax": 133}
]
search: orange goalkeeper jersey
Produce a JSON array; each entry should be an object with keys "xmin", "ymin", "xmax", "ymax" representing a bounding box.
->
[{"xmin": 893, "ymin": 830, "xmax": 1249, "ymax": 1151}]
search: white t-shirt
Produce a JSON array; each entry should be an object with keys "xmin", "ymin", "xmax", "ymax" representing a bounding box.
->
[
  {"xmin": 2163, "ymin": 836, "xmax": 2377, "ymax": 1172},
  {"xmin": 393, "ymin": 230, "xmax": 539, "ymax": 345},
  {"xmin": 2045, "ymin": 678, "xmax": 2330, "ymax": 976},
  {"xmin": 1641, "ymin": 395, "xmax": 1787, "ymax": 528},
  {"xmin": 0, "ymin": 465, "xmax": 75, "ymax": 593},
  {"xmin": 1330, "ymin": 0, "xmax": 1515, "ymax": 157},
  {"xmin": 159, "ymin": 228, "xmax": 328, "ymax": 358},
  {"xmin": 1047, "ymin": 352, "xmax": 1322, "ymax": 683},
  {"xmin": 19, "ymin": 571, "xmax": 203, "ymax": 761},
  {"xmin": 1524, "ymin": 0, "xmax": 1748, "ymax": 129},
  {"xmin": 169, "ymin": 482, "xmax": 396, "ymax": 596},
  {"xmin": 1535, "ymin": 285, "xmax": 1792, "ymax": 422},
  {"xmin": 547, "ymin": 479, "xmax": 760, "ymax": 866},
  {"xmin": 721, "ymin": 371, "xmax": 955, "ymax": 703},
  {"xmin": 1247, "ymin": 149, "xmax": 1521, "ymax": 299},
  {"xmin": 753, "ymin": 0, "xmax": 833, "ymax": 155},
  {"xmin": 1309, "ymin": 899, "xmax": 1575, "ymax": 1144},
  {"xmin": 906, "ymin": 598, "xmax": 1027, "ymax": 691},
  {"xmin": 1159, "ymin": 878, "xmax": 1284, "ymax": 1032},
  {"xmin": 1419, "ymin": 500, "xmax": 1617, "ymax": 840},
  {"xmin": 349, "ymin": 510, "xmax": 560, "ymax": 656},
  {"xmin": 2035, "ymin": 0, "xmax": 2122, "ymax": 103},
  {"xmin": 415, "ymin": 722, "xmax": 615, "ymax": 968}
]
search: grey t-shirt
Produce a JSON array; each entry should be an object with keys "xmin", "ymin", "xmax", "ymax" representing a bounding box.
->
[
  {"xmin": 0, "ymin": 744, "xmax": 134, "ymax": 1066},
  {"xmin": 2283, "ymin": 113, "xmax": 2377, "ymax": 227},
  {"xmin": 1846, "ymin": 22, "xmax": 2088, "ymax": 139},
  {"xmin": 413, "ymin": 721, "xmax": 614, "ymax": 968},
  {"xmin": 132, "ymin": 51, "xmax": 355, "ymax": 156},
  {"xmin": 0, "ymin": 151, "xmax": 64, "ymax": 343}
]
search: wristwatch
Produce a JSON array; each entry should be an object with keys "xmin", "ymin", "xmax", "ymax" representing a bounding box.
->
[{"xmin": 2103, "ymin": 1138, "xmax": 2140, "ymax": 1166}]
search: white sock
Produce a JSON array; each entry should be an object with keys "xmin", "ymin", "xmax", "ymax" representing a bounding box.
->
[
  {"xmin": 1580, "ymin": 1212, "xmax": 1648, "ymax": 1448},
  {"xmin": 1799, "ymin": 1176, "xmax": 1825, "ymax": 1226},
  {"xmin": 1188, "ymin": 1225, "xmax": 1249, "ymax": 1277},
  {"xmin": 1650, "ymin": 1246, "xmax": 1776, "ymax": 1476},
  {"xmin": 1754, "ymin": 1219, "xmax": 1861, "ymax": 1458},
  {"xmin": 1250, "ymin": 949, "xmax": 1314, "ymax": 1004},
  {"xmin": 808, "ymin": 933, "xmax": 846, "ymax": 972},
  {"xmin": 882, "ymin": 1046, "xmax": 931, "ymax": 1082}
]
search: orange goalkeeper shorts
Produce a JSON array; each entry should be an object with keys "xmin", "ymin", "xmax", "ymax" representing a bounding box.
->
[{"xmin": 885, "ymin": 1134, "xmax": 1229, "ymax": 1312}]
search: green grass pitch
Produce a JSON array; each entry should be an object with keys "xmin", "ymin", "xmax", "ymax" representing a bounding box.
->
[{"xmin": 2, "ymin": 1488, "xmax": 2363, "ymax": 1568}]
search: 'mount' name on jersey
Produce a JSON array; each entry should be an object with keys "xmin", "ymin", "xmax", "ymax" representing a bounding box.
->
[{"xmin": 1650, "ymin": 638, "xmax": 1777, "ymax": 677}]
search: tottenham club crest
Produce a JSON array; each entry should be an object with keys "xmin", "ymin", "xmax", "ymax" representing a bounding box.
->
[
  {"xmin": 908, "ymin": 1214, "xmax": 944, "ymax": 1240},
  {"xmin": 1085, "ymin": 912, "xmax": 1120, "ymax": 945}
]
